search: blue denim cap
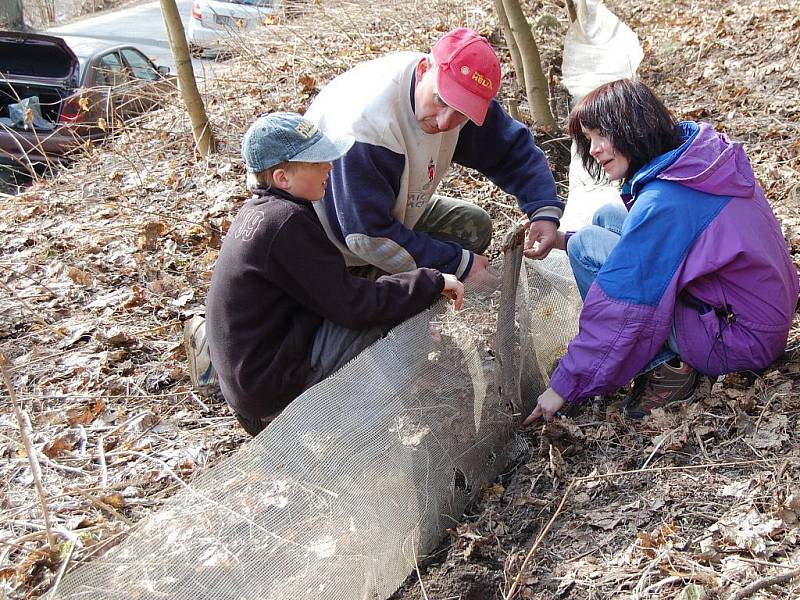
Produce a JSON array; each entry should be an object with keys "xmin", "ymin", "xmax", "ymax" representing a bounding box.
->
[{"xmin": 241, "ymin": 111, "xmax": 354, "ymax": 172}]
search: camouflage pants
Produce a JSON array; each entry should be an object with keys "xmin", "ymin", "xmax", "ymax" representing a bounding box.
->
[
  {"xmin": 415, "ymin": 194, "xmax": 492, "ymax": 255},
  {"xmin": 348, "ymin": 195, "xmax": 493, "ymax": 281}
]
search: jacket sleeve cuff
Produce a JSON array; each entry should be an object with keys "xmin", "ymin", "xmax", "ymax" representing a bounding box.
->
[
  {"xmin": 549, "ymin": 368, "xmax": 585, "ymax": 405},
  {"xmin": 455, "ymin": 250, "xmax": 473, "ymax": 281},
  {"xmin": 528, "ymin": 206, "xmax": 562, "ymax": 224}
]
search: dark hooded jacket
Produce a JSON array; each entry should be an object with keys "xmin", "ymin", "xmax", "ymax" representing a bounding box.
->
[{"xmin": 206, "ymin": 188, "xmax": 444, "ymax": 418}]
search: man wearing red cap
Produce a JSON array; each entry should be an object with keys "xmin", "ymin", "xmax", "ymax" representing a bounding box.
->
[{"xmin": 305, "ymin": 28, "xmax": 561, "ymax": 286}]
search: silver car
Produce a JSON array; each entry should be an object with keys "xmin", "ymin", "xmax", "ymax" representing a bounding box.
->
[{"xmin": 186, "ymin": 0, "xmax": 283, "ymax": 53}]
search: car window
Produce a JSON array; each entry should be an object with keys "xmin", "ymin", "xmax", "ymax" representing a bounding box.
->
[
  {"xmin": 94, "ymin": 52, "xmax": 127, "ymax": 86},
  {"xmin": 120, "ymin": 48, "xmax": 159, "ymax": 81}
]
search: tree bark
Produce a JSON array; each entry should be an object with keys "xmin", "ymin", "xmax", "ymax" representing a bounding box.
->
[
  {"xmin": 159, "ymin": 0, "xmax": 216, "ymax": 156},
  {"xmin": 0, "ymin": 0, "xmax": 25, "ymax": 30},
  {"xmin": 42, "ymin": 0, "xmax": 55, "ymax": 24},
  {"xmin": 500, "ymin": 0, "xmax": 557, "ymax": 132},
  {"xmin": 493, "ymin": 0, "xmax": 525, "ymax": 96},
  {"xmin": 565, "ymin": 0, "xmax": 577, "ymax": 23}
]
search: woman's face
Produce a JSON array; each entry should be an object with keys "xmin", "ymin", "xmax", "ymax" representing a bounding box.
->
[{"xmin": 581, "ymin": 126, "xmax": 630, "ymax": 182}]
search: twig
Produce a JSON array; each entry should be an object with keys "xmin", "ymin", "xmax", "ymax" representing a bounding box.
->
[
  {"xmin": 0, "ymin": 352, "xmax": 57, "ymax": 550},
  {"xmin": 9, "ymin": 348, "xmax": 79, "ymax": 372},
  {"xmin": 40, "ymin": 454, "xmax": 88, "ymax": 476},
  {"xmin": 777, "ymin": 41, "xmax": 800, "ymax": 90},
  {"xmin": 576, "ymin": 458, "xmax": 785, "ymax": 482},
  {"xmin": 727, "ymin": 566, "xmax": 800, "ymax": 600},
  {"xmin": 736, "ymin": 557, "xmax": 800, "ymax": 570},
  {"xmin": 641, "ymin": 575, "xmax": 682, "ymax": 597},
  {"xmin": 97, "ymin": 436, "xmax": 108, "ymax": 487},
  {"xmin": 695, "ymin": 429, "xmax": 709, "ymax": 460},
  {"xmin": 73, "ymin": 489, "xmax": 134, "ymax": 526},
  {"xmin": 46, "ymin": 540, "xmax": 76, "ymax": 599},
  {"xmin": 5, "ymin": 265, "xmax": 60, "ymax": 298},
  {"xmin": 641, "ymin": 432, "xmax": 669, "ymax": 470},
  {"xmin": 0, "ymin": 279, "xmax": 53, "ymax": 326},
  {"xmin": 411, "ymin": 534, "xmax": 430, "ymax": 600},
  {"xmin": 633, "ymin": 549, "xmax": 670, "ymax": 597},
  {"xmin": 504, "ymin": 480, "xmax": 576, "ymax": 600}
]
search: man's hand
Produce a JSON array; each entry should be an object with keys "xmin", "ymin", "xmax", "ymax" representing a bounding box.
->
[
  {"xmin": 523, "ymin": 219, "xmax": 560, "ymax": 260},
  {"xmin": 522, "ymin": 387, "xmax": 566, "ymax": 425},
  {"xmin": 463, "ymin": 254, "xmax": 499, "ymax": 290},
  {"xmin": 440, "ymin": 273, "xmax": 464, "ymax": 311}
]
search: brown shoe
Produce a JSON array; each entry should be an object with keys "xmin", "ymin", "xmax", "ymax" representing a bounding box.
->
[
  {"xmin": 623, "ymin": 360, "xmax": 698, "ymax": 420},
  {"xmin": 232, "ymin": 405, "xmax": 282, "ymax": 437},
  {"xmin": 233, "ymin": 411, "xmax": 272, "ymax": 437}
]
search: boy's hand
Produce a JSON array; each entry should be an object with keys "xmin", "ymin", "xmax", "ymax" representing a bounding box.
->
[
  {"xmin": 522, "ymin": 387, "xmax": 566, "ymax": 425},
  {"xmin": 441, "ymin": 274, "xmax": 464, "ymax": 311},
  {"xmin": 523, "ymin": 219, "xmax": 559, "ymax": 260},
  {"xmin": 463, "ymin": 254, "xmax": 499, "ymax": 290}
]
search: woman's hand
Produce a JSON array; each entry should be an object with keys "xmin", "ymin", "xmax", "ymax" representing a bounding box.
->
[
  {"xmin": 522, "ymin": 387, "xmax": 566, "ymax": 425},
  {"xmin": 441, "ymin": 273, "xmax": 464, "ymax": 311}
]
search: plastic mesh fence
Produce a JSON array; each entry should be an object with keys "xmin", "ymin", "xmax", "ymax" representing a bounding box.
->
[{"xmin": 53, "ymin": 243, "xmax": 580, "ymax": 600}]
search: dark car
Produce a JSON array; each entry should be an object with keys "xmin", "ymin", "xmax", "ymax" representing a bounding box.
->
[{"xmin": 0, "ymin": 31, "xmax": 174, "ymax": 172}]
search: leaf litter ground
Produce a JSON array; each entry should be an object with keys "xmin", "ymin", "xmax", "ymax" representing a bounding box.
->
[{"xmin": 0, "ymin": 0, "xmax": 798, "ymax": 598}]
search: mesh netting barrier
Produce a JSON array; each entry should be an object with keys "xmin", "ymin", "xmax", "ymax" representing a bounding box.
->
[{"xmin": 53, "ymin": 238, "xmax": 580, "ymax": 599}]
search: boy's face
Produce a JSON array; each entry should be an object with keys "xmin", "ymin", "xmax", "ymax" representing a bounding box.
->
[{"xmin": 282, "ymin": 162, "xmax": 333, "ymax": 201}]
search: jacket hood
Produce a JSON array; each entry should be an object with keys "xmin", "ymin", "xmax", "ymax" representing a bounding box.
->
[{"xmin": 630, "ymin": 121, "xmax": 756, "ymax": 198}]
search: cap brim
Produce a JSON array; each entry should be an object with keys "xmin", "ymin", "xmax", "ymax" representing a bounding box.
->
[
  {"xmin": 291, "ymin": 132, "xmax": 355, "ymax": 163},
  {"xmin": 437, "ymin": 69, "xmax": 490, "ymax": 126}
]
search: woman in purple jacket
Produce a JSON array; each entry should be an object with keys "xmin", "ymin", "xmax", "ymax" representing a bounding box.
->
[{"xmin": 524, "ymin": 79, "xmax": 798, "ymax": 423}]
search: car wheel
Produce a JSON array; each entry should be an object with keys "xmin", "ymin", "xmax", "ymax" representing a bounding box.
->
[{"xmin": 188, "ymin": 43, "xmax": 204, "ymax": 57}]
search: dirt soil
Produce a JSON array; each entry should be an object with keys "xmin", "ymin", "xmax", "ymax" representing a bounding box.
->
[{"xmin": 1, "ymin": 0, "xmax": 798, "ymax": 598}]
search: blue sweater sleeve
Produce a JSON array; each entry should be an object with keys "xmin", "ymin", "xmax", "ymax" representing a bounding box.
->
[
  {"xmin": 453, "ymin": 100, "xmax": 562, "ymax": 222},
  {"xmin": 325, "ymin": 140, "xmax": 469, "ymax": 276}
]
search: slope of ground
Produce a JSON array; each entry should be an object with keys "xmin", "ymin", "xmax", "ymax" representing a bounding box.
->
[
  {"xmin": 391, "ymin": 1, "xmax": 800, "ymax": 599},
  {"xmin": 0, "ymin": 0, "xmax": 797, "ymax": 598}
]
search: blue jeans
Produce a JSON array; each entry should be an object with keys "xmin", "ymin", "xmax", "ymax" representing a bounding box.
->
[{"xmin": 567, "ymin": 203, "xmax": 678, "ymax": 373}]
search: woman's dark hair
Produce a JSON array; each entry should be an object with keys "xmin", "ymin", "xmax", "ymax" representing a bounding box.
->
[{"xmin": 567, "ymin": 79, "xmax": 682, "ymax": 182}]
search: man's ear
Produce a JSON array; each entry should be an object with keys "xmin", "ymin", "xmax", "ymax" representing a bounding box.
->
[
  {"xmin": 272, "ymin": 168, "xmax": 290, "ymax": 191},
  {"xmin": 415, "ymin": 57, "xmax": 430, "ymax": 81}
]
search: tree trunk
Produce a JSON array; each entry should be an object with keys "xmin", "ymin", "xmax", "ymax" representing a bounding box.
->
[
  {"xmin": 42, "ymin": 0, "xmax": 55, "ymax": 24},
  {"xmin": 565, "ymin": 0, "xmax": 578, "ymax": 23},
  {"xmin": 159, "ymin": 0, "xmax": 216, "ymax": 156},
  {"xmin": 500, "ymin": 0, "xmax": 557, "ymax": 132},
  {"xmin": 493, "ymin": 0, "xmax": 525, "ymax": 96},
  {"xmin": 0, "ymin": 0, "xmax": 25, "ymax": 30}
]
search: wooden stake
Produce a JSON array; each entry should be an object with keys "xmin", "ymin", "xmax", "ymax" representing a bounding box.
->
[{"xmin": 0, "ymin": 352, "xmax": 57, "ymax": 549}]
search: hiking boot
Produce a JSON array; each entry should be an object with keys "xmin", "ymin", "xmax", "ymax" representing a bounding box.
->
[
  {"xmin": 623, "ymin": 359, "xmax": 698, "ymax": 420},
  {"xmin": 232, "ymin": 411, "xmax": 273, "ymax": 437},
  {"xmin": 183, "ymin": 315, "xmax": 218, "ymax": 397}
]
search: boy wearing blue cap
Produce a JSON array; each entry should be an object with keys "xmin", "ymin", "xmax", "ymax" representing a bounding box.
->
[{"xmin": 185, "ymin": 112, "xmax": 463, "ymax": 436}]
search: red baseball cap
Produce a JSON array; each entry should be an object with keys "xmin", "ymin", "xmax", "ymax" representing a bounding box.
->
[{"xmin": 432, "ymin": 28, "xmax": 501, "ymax": 126}]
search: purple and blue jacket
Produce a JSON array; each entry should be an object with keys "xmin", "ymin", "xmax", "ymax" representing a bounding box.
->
[{"xmin": 551, "ymin": 121, "xmax": 799, "ymax": 404}]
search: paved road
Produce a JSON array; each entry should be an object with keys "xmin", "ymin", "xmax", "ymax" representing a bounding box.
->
[{"xmin": 47, "ymin": 0, "xmax": 217, "ymax": 76}]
